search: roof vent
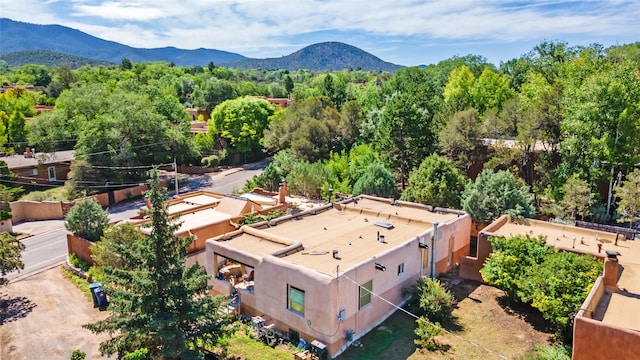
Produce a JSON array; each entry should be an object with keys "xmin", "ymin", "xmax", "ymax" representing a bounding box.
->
[
  {"xmin": 332, "ymin": 250, "xmax": 340, "ymax": 260},
  {"xmin": 374, "ymin": 221, "xmax": 394, "ymax": 229}
]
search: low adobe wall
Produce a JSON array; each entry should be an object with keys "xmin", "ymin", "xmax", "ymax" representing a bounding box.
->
[
  {"xmin": 67, "ymin": 233, "xmax": 94, "ymax": 266},
  {"xmin": 573, "ymin": 316, "xmax": 640, "ymax": 360},
  {"xmin": 10, "ymin": 200, "xmax": 65, "ymax": 222},
  {"xmin": 10, "ymin": 180, "xmax": 168, "ymax": 223}
]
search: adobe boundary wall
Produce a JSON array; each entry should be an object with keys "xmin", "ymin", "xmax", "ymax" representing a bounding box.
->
[{"xmin": 10, "ymin": 180, "xmax": 167, "ymax": 223}]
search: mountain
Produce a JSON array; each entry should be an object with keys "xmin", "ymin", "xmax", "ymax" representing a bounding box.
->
[
  {"xmin": 1, "ymin": 18, "xmax": 402, "ymax": 71},
  {"xmin": 0, "ymin": 50, "xmax": 114, "ymax": 68},
  {"xmin": 223, "ymin": 42, "xmax": 402, "ymax": 72},
  {"xmin": 0, "ymin": 18, "xmax": 246, "ymax": 66}
]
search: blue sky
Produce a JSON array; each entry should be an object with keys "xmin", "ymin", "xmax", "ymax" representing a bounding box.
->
[{"xmin": 4, "ymin": 1, "xmax": 640, "ymax": 66}]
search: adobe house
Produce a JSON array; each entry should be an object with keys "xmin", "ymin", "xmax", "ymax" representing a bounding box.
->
[
  {"xmin": 205, "ymin": 195, "xmax": 471, "ymax": 358},
  {"xmin": 67, "ymin": 190, "xmax": 272, "ymax": 266},
  {"xmin": 3, "ymin": 150, "xmax": 74, "ymax": 184},
  {"xmin": 459, "ymin": 215, "xmax": 640, "ymax": 360}
]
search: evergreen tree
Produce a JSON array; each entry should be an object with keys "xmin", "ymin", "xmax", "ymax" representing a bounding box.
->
[{"xmin": 84, "ymin": 169, "xmax": 231, "ymax": 359}]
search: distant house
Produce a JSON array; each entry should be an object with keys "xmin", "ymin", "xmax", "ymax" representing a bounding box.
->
[
  {"xmin": 205, "ymin": 195, "xmax": 471, "ymax": 358},
  {"xmin": 253, "ymin": 96, "xmax": 291, "ymax": 109},
  {"xmin": 2, "ymin": 150, "xmax": 74, "ymax": 185}
]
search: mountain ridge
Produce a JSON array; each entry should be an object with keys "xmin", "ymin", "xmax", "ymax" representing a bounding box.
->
[{"xmin": 0, "ymin": 18, "xmax": 402, "ymax": 71}]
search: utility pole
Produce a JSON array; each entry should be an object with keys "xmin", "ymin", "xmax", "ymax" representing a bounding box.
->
[
  {"xmin": 173, "ymin": 158, "xmax": 179, "ymax": 197},
  {"xmin": 431, "ymin": 222, "xmax": 439, "ymax": 279}
]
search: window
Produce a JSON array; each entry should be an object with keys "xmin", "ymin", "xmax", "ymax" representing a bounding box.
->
[
  {"xmin": 28, "ymin": 168, "xmax": 38, "ymax": 176},
  {"xmin": 47, "ymin": 167, "xmax": 56, "ymax": 181},
  {"xmin": 359, "ymin": 280, "xmax": 372, "ymax": 309},
  {"xmin": 288, "ymin": 285, "xmax": 305, "ymax": 315},
  {"xmin": 397, "ymin": 263, "xmax": 404, "ymax": 276}
]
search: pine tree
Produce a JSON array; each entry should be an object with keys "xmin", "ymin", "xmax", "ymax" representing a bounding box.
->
[{"xmin": 84, "ymin": 169, "xmax": 231, "ymax": 359}]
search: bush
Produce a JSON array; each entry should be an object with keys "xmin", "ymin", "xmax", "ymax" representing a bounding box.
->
[
  {"xmin": 415, "ymin": 278, "xmax": 456, "ymax": 323},
  {"xmin": 414, "ymin": 318, "xmax": 444, "ymax": 351},
  {"xmin": 201, "ymin": 155, "xmax": 220, "ymax": 168},
  {"xmin": 68, "ymin": 253, "xmax": 90, "ymax": 272},
  {"xmin": 70, "ymin": 349, "xmax": 86, "ymax": 360},
  {"xmin": 64, "ymin": 199, "xmax": 109, "ymax": 242}
]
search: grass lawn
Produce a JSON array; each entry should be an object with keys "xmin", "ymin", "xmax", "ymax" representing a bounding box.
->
[
  {"xmin": 338, "ymin": 279, "xmax": 556, "ymax": 360},
  {"xmin": 215, "ymin": 328, "xmax": 295, "ymax": 360}
]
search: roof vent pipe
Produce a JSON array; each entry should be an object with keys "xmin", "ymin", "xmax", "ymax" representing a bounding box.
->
[{"xmin": 332, "ymin": 250, "xmax": 340, "ymax": 259}]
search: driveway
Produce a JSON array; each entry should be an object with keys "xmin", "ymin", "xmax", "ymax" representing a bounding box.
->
[{"xmin": 0, "ymin": 266, "xmax": 112, "ymax": 359}]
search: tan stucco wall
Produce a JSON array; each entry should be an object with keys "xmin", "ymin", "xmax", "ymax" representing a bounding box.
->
[
  {"xmin": 11, "ymin": 200, "xmax": 64, "ymax": 222},
  {"xmin": 572, "ymin": 316, "xmax": 640, "ymax": 360},
  {"xmin": 113, "ymin": 183, "xmax": 148, "ymax": 204},
  {"xmin": 184, "ymin": 221, "xmax": 237, "ymax": 254},
  {"xmin": 67, "ymin": 233, "xmax": 93, "ymax": 265}
]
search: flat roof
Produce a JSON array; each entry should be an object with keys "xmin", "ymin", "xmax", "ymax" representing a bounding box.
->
[
  {"xmin": 218, "ymin": 233, "xmax": 289, "ymax": 258},
  {"xmin": 215, "ymin": 197, "xmax": 462, "ymax": 276},
  {"xmin": 140, "ymin": 207, "xmax": 231, "ymax": 235},
  {"xmin": 484, "ymin": 217, "xmax": 640, "ymax": 331},
  {"xmin": 167, "ymin": 193, "xmax": 222, "ymax": 215},
  {"xmin": 2, "ymin": 150, "xmax": 75, "ymax": 169},
  {"xmin": 597, "ymin": 263, "xmax": 640, "ymax": 331}
]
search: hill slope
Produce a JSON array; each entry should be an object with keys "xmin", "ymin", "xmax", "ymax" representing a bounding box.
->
[
  {"xmin": 0, "ymin": 18, "xmax": 247, "ymax": 66},
  {"xmin": 1, "ymin": 18, "xmax": 402, "ymax": 71},
  {"xmin": 0, "ymin": 50, "xmax": 114, "ymax": 68},
  {"xmin": 223, "ymin": 42, "xmax": 402, "ymax": 72}
]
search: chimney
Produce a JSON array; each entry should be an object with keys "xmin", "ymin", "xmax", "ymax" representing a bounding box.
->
[
  {"xmin": 603, "ymin": 251, "xmax": 620, "ymax": 288},
  {"xmin": 278, "ymin": 179, "xmax": 288, "ymax": 204}
]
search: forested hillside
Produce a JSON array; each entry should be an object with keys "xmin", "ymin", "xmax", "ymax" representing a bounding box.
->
[
  {"xmin": 224, "ymin": 42, "xmax": 402, "ymax": 72},
  {"xmin": 0, "ymin": 50, "xmax": 113, "ymax": 68},
  {"xmin": 1, "ymin": 40, "xmax": 639, "ymax": 229},
  {"xmin": 0, "ymin": 18, "xmax": 247, "ymax": 66}
]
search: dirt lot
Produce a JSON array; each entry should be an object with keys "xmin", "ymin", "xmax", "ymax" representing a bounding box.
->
[
  {"xmin": 338, "ymin": 279, "xmax": 555, "ymax": 360},
  {"xmin": 0, "ymin": 266, "xmax": 112, "ymax": 359}
]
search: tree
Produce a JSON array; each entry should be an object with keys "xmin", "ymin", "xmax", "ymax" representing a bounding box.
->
[
  {"xmin": 284, "ymin": 74, "xmax": 294, "ymax": 95},
  {"xmin": 375, "ymin": 92, "xmax": 438, "ymax": 189},
  {"xmin": 615, "ymin": 169, "xmax": 640, "ymax": 229},
  {"xmin": 559, "ymin": 176, "xmax": 593, "ymax": 221},
  {"xmin": 7, "ymin": 110, "xmax": 27, "ymax": 146},
  {"xmin": 401, "ymin": 154, "xmax": 467, "ymax": 208},
  {"xmin": 415, "ymin": 278, "xmax": 456, "ymax": 323},
  {"xmin": 443, "ymin": 65, "xmax": 476, "ymax": 112},
  {"xmin": 0, "ymin": 232, "xmax": 25, "ymax": 285},
  {"xmin": 84, "ymin": 170, "xmax": 232, "ymax": 359},
  {"xmin": 438, "ymin": 108, "xmax": 483, "ymax": 167},
  {"xmin": 210, "ymin": 96, "xmax": 274, "ymax": 159},
  {"xmin": 519, "ymin": 251, "xmax": 601, "ymax": 340},
  {"xmin": 120, "ymin": 58, "xmax": 133, "ymax": 70},
  {"xmin": 480, "ymin": 234, "xmax": 553, "ymax": 302},
  {"xmin": 192, "ymin": 80, "xmax": 238, "ymax": 113},
  {"xmin": 461, "ymin": 170, "xmax": 535, "ymax": 224},
  {"xmin": 64, "ymin": 199, "xmax": 109, "ymax": 242},
  {"xmin": 352, "ymin": 162, "xmax": 399, "ymax": 199},
  {"xmin": 287, "ymin": 161, "xmax": 332, "ymax": 199},
  {"xmin": 89, "ymin": 223, "xmax": 147, "ymax": 282}
]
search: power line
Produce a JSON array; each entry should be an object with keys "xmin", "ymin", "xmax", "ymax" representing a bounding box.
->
[{"xmin": 340, "ymin": 273, "xmax": 509, "ymax": 360}]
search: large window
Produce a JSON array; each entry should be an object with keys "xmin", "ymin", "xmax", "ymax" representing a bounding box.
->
[
  {"xmin": 288, "ymin": 285, "xmax": 305, "ymax": 316},
  {"xmin": 359, "ymin": 280, "xmax": 373, "ymax": 309}
]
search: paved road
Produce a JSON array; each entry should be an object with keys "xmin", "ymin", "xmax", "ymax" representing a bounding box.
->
[
  {"xmin": 6, "ymin": 160, "xmax": 268, "ymax": 282},
  {"xmin": 5, "ymin": 227, "xmax": 68, "ymax": 282}
]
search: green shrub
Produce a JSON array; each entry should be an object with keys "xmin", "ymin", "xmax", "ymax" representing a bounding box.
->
[
  {"xmin": 69, "ymin": 253, "xmax": 90, "ymax": 272},
  {"xmin": 414, "ymin": 318, "xmax": 444, "ymax": 351},
  {"xmin": 415, "ymin": 278, "xmax": 456, "ymax": 323},
  {"xmin": 64, "ymin": 199, "xmax": 109, "ymax": 242},
  {"xmin": 70, "ymin": 349, "xmax": 86, "ymax": 360},
  {"xmin": 201, "ymin": 155, "xmax": 220, "ymax": 168}
]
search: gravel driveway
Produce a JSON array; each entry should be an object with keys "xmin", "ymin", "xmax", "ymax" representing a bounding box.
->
[{"xmin": 0, "ymin": 266, "xmax": 112, "ymax": 359}]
